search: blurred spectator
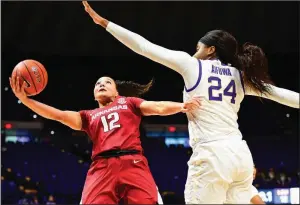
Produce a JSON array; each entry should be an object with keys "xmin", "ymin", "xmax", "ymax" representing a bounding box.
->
[
  {"xmin": 18, "ymin": 198, "xmax": 30, "ymax": 205},
  {"xmin": 31, "ymin": 195, "xmax": 39, "ymax": 205},
  {"xmin": 46, "ymin": 195, "xmax": 56, "ymax": 205},
  {"xmin": 253, "ymin": 166, "xmax": 257, "ymax": 179},
  {"xmin": 264, "ymin": 168, "xmax": 277, "ymax": 187},
  {"xmin": 253, "ymin": 168, "xmax": 266, "ymax": 189},
  {"xmin": 276, "ymin": 172, "xmax": 291, "ymax": 188}
]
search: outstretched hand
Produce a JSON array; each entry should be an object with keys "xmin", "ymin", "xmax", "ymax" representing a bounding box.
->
[
  {"xmin": 9, "ymin": 73, "xmax": 28, "ymax": 102},
  {"xmin": 82, "ymin": 1, "xmax": 109, "ymax": 28},
  {"xmin": 181, "ymin": 96, "xmax": 202, "ymax": 113}
]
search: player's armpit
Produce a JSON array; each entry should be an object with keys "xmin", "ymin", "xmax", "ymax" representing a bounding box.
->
[
  {"xmin": 245, "ymin": 83, "xmax": 299, "ymax": 109},
  {"xmin": 58, "ymin": 111, "xmax": 83, "ymax": 131},
  {"xmin": 139, "ymin": 101, "xmax": 183, "ymax": 116}
]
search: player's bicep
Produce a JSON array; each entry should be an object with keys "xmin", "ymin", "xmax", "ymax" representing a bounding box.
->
[
  {"xmin": 144, "ymin": 44, "xmax": 200, "ymax": 91},
  {"xmin": 139, "ymin": 101, "xmax": 160, "ymax": 116},
  {"xmin": 142, "ymin": 43, "xmax": 196, "ymax": 74},
  {"xmin": 148, "ymin": 47, "xmax": 200, "ymax": 91},
  {"xmin": 59, "ymin": 111, "xmax": 82, "ymax": 131}
]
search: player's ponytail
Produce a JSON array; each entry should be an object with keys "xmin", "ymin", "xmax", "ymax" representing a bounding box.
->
[
  {"xmin": 115, "ymin": 79, "xmax": 154, "ymax": 97},
  {"xmin": 199, "ymin": 30, "xmax": 274, "ymax": 95},
  {"xmin": 235, "ymin": 43, "xmax": 274, "ymax": 94}
]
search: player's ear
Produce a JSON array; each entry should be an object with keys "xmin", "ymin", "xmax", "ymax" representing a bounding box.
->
[{"xmin": 207, "ymin": 46, "xmax": 215, "ymax": 55}]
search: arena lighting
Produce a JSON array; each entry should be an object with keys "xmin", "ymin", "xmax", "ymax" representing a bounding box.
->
[
  {"xmin": 4, "ymin": 87, "xmax": 8, "ymax": 91},
  {"xmin": 4, "ymin": 123, "xmax": 12, "ymax": 129},
  {"xmin": 168, "ymin": 126, "xmax": 176, "ymax": 132},
  {"xmin": 33, "ymin": 114, "xmax": 37, "ymax": 119}
]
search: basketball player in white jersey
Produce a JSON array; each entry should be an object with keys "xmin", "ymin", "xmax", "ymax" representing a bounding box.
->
[{"xmin": 82, "ymin": 1, "xmax": 299, "ymax": 203}]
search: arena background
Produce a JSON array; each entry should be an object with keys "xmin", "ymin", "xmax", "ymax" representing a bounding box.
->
[{"xmin": 1, "ymin": 1, "xmax": 299, "ymax": 204}]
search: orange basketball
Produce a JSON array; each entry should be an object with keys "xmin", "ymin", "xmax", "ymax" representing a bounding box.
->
[{"xmin": 12, "ymin": 59, "xmax": 48, "ymax": 96}]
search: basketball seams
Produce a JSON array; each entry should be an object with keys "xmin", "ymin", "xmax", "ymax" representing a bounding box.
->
[
  {"xmin": 32, "ymin": 61, "xmax": 45, "ymax": 89},
  {"xmin": 22, "ymin": 61, "xmax": 38, "ymax": 94}
]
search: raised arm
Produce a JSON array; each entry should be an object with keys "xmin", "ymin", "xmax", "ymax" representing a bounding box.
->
[
  {"xmin": 9, "ymin": 76, "xmax": 82, "ymax": 130},
  {"xmin": 82, "ymin": 1, "xmax": 199, "ymax": 88},
  {"xmin": 245, "ymin": 84, "xmax": 299, "ymax": 109},
  {"xmin": 139, "ymin": 97, "xmax": 202, "ymax": 116}
]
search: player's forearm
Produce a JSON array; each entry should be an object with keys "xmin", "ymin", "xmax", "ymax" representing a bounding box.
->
[
  {"xmin": 156, "ymin": 101, "xmax": 184, "ymax": 116},
  {"xmin": 266, "ymin": 85, "xmax": 299, "ymax": 108},
  {"xmin": 106, "ymin": 22, "xmax": 193, "ymax": 75},
  {"xmin": 21, "ymin": 98, "xmax": 64, "ymax": 121},
  {"xmin": 246, "ymin": 84, "xmax": 299, "ymax": 108},
  {"xmin": 95, "ymin": 17, "xmax": 109, "ymax": 28}
]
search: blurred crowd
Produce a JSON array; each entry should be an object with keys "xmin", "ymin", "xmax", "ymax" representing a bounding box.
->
[
  {"xmin": 253, "ymin": 167, "xmax": 299, "ymax": 189},
  {"xmin": 2, "ymin": 137, "xmax": 299, "ymax": 204},
  {"xmin": 17, "ymin": 195, "xmax": 56, "ymax": 205}
]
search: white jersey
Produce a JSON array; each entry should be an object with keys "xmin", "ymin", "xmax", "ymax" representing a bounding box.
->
[
  {"xmin": 183, "ymin": 59, "xmax": 245, "ymax": 146},
  {"xmin": 106, "ymin": 22, "xmax": 300, "ymax": 146}
]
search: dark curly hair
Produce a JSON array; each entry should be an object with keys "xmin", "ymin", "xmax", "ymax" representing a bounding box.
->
[{"xmin": 115, "ymin": 79, "xmax": 154, "ymax": 97}]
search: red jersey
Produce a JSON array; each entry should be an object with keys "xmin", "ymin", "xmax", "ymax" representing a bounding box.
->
[{"xmin": 79, "ymin": 96, "xmax": 144, "ymax": 160}]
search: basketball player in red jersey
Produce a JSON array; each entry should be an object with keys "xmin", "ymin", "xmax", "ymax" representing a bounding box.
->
[{"xmin": 9, "ymin": 74, "xmax": 201, "ymax": 204}]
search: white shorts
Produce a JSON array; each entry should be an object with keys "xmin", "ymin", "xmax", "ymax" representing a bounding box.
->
[{"xmin": 184, "ymin": 139, "xmax": 254, "ymax": 204}]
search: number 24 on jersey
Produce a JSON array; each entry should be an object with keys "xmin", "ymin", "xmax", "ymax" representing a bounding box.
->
[{"xmin": 208, "ymin": 76, "xmax": 237, "ymax": 104}]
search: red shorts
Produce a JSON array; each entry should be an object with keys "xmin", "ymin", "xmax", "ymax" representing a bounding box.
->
[{"xmin": 80, "ymin": 154, "xmax": 158, "ymax": 204}]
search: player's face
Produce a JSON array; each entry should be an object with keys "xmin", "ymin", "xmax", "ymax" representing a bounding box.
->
[
  {"xmin": 94, "ymin": 77, "xmax": 118, "ymax": 101},
  {"xmin": 193, "ymin": 42, "xmax": 216, "ymax": 60}
]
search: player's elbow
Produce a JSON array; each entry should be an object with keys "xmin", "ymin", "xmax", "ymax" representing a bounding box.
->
[
  {"xmin": 57, "ymin": 111, "xmax": 82, "ymax": 131},
  {"xmin": 136, "ymin": 41, "xmax": 151, "ymax": 56}
]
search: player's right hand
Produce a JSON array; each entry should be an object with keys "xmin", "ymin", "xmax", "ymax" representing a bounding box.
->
[
  {"xmin": 182, "ymin": 96, "xmax": 202, "ymax": 113},
  {"xmin": 82, "ymin": 1, "xmax": 108, "ymax": 28},
  {"xmin": 9, "ymin": 74, "xmax": 28, "ymax": 101}
]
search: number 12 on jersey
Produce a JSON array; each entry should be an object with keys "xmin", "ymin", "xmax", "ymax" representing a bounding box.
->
[
  {"xmin": 101, "ymin": 112, "xmax": 121, "ymax": 132},
  {"xmin": 208, "ymin": 76, "xmax": 237, "ymax": 104}
]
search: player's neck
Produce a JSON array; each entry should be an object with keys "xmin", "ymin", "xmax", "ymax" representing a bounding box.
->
[
  {"xmin": 98, "ymin": 96, "xmax": 117, "ymax": 108},
  {"xmin": 207, "ymin": 56, "xmax": 217, "ymax": 61}
]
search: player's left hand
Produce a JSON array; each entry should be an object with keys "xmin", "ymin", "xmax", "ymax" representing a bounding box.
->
[
  {"xmin": 9, "ymin": 74, "xmax": 28, "ymax": 102},
  {"xmin": 181, "ymin": 96, "xmax": 202, "ymax": 113},
  {"xmin": 82, "ymin": 1, "xmax": 107, "ymax": 27}
]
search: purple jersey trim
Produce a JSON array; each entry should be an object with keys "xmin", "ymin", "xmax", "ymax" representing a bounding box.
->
[
  {"xmin": 185, "ymin": 60, "xmax": 202, "ymax": 92},
  {"xmin": 238, "ymin": 70, "xmax": 245, "ymax": 93}
]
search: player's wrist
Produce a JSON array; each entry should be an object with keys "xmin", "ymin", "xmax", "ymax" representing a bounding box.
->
[
  {"xmin": 180, "ymin": 103, "xmax": 186, "ymax": 112},
  {"xmin": 19, "ymin": 96, "xmax": 29, "ymax": 104}
]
